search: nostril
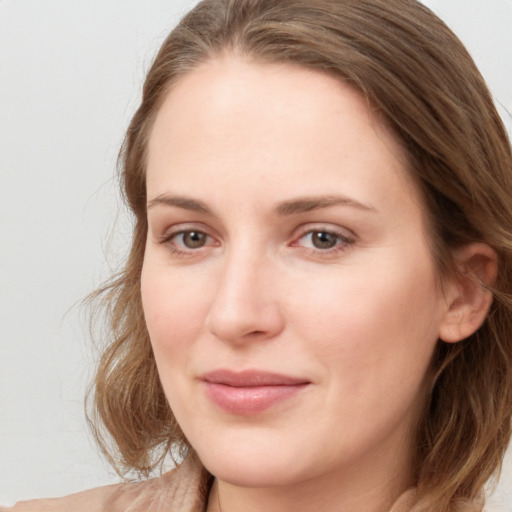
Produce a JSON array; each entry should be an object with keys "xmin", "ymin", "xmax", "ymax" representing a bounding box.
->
[{"xmin": 248, "ymin": 330, "xmax": 265, "ymax": 336}]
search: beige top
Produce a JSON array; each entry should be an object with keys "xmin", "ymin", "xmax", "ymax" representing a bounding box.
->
[{"xmin": 2, "ymin": 455, "xmax": 483, "ymax": 512}]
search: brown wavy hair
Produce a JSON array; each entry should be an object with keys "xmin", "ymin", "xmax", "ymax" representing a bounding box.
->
[{"xmin": 88, "ymin": 0, "xmax": 512, "ymax": 510}]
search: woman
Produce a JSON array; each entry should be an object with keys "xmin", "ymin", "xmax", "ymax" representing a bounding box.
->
[{"xmin": 6, "ymin": 0, "xmax": 512, "ymax": 511}]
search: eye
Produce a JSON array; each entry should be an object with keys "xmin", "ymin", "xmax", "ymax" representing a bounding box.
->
[
  {"xmin": 308, "ymin": 231, "xmax": 340, "ymax": 249},
  {"xmin": 176, "ymin": 230, "xmax": 209, "ymax": 249},
  {"xmin": 293, "ymin": 227, "xmax": 354, "ymax": 253},
  {"xmin": 159, "ymin": 227, "xmax": 217, "ymax": 255}
]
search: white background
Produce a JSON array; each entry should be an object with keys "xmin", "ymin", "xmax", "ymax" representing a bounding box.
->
[{"xmin": 1, "ymin": 0, "xmax": 511, "ymax": 508}]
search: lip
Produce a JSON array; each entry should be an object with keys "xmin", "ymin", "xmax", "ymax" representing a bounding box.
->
[{"xmin": 200, "ymin": 369, "xmax": 310, "ymax": 415}]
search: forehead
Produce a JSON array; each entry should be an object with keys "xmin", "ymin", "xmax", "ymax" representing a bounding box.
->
[
  {"xmin": 149, "ymin": 57, "xmax": 384, "ymax": 152},
  {"xmin": 146, "ymin": 56, "xmax": 423, "ymax": 221}
]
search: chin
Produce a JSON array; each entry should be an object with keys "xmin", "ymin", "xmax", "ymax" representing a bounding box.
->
[
  {"xmin": 212, "ymin": 464, "xmax": 284, "ymax": 487},
  {"xmin": 193, "ymin": 436, "xmax": 309, "ymax": 488}
]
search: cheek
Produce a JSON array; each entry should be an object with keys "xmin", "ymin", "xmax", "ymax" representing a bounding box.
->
[
  {"xmin": 140, "ymin": 258, "xmax": 212, "ymax": 370},
  {"xmin": 290, "ymin": 254, "xmax": 443, "ymax": 393},
  {"xmin": 287, "ymin": 259, "xmax": 443, "ymax": 455}
]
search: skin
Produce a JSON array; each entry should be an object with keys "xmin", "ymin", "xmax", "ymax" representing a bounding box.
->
[{"xmin": 141, "ymin": 56, "xmax": 481, "ymax": 512}]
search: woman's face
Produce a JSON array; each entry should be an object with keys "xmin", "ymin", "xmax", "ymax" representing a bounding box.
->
[{"xmin": 141, "ymin": 57, "xmax": 451, "ymax": 490}]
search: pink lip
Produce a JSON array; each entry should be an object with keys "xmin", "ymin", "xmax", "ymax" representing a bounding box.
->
[{"xmin": 200, "ymin": 370, "xmax": 310, "ymax": 415}]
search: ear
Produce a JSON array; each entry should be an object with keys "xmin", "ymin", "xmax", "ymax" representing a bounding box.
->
[{"xmin": 439, "ymin": 243, "xmax": 498, "ymax": 343}]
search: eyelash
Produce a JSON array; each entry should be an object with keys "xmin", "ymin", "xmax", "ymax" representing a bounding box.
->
[{"xmin": 158, "ymin": 226, "xmax": 355, "ymax": 258}]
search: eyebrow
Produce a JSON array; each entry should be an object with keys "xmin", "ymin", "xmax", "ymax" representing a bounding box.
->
[
  {"xmin": 275, "ymin": 195, "xmax": 377, "ymax": 215},
  {"xmin": 147, "ymin": 194, "xmax": 211, "ymax": 214},
  {"xmin": 146, "ymin": 193, "xmax": 377, "ymax": 215}
]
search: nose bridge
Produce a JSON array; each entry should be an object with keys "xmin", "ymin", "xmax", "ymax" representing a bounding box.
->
[{"xmin": 206, "ymin": 238, "xmax": 284, "ymax": 343}]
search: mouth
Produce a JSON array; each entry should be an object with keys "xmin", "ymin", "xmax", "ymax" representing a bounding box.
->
[{"xmin": 200, "ymin": 369, "xmax": 310, "ymax": 415}]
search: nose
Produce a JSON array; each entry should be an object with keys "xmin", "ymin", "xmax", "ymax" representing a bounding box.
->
[{"xmin": 205, "ymin": 249, "xmax": 285, "ymax": 345}]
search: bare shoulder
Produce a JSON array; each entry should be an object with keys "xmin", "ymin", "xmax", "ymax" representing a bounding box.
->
[{"xmin": 1, "ymin": 455, "xmax": 210, "ymax": 512}]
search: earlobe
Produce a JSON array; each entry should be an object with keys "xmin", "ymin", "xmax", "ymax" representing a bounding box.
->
[{"xmin": 439, "ymin": 243, "xmax": 498, "ymax": 344}]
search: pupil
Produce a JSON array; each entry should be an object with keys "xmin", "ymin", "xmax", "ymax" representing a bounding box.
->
[
  {"xmin": 184, "ymin": 231, "xmax": 206, "ymax": 248},
  {"xmin": 312, "ymin": 232, "xmax": 337, "ymax": 249}
]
